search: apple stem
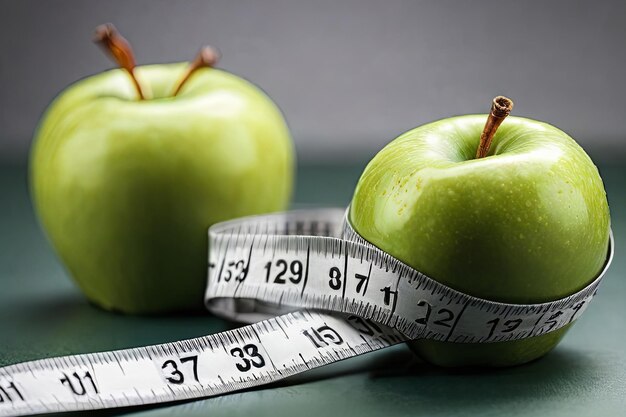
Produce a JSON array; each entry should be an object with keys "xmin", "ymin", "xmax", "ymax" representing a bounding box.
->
[
  {"xmin": 475, "ymin": 96, "xmax": 514, "ymax": 158},
  {"xmin": 172, "ymin": 46, "xmax": 220, "ymax": 96},
  {"xmin": 93, "ymin": 23, "xmax": 145, "ymax": 100}
]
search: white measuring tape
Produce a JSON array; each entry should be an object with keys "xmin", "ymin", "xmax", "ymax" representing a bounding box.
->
[{"xmin": 0, "ymin": 208, "xmax": 613, "ymax": 416}]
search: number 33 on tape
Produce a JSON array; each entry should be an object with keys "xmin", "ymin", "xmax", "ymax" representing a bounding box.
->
[{"xmin": 0, "ymin": 208, "xmax": 613, "ymax": 416}]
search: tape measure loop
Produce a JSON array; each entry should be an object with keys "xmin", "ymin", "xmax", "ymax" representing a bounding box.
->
[
  {"xmin": 206, "ymin": 208, "xmax": 613, "ymax": 343},
  {"xmin": 0, "ymin": 208, "xmax": 613, "ymax": 416}
]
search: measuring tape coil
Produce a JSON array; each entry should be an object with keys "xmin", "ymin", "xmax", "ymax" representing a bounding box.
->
[{"xmin": 0, "ymin": 208, "xmax": 613, "ymax": 416}]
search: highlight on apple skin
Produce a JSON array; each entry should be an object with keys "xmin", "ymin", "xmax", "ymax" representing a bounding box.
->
[
  {"xmin": 349, "ymin": 98, "xmax": 610, "ymax": 367},
  {"xmin": 30, "ymin": 24, "xmax": 294, "ymax": 314}
]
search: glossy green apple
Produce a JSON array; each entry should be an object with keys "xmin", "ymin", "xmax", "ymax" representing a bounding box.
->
[
  {"xmin": 349, "ymin": 115, "xmax": 610, "ymax": 367},
  {"xmin": 31, "ymin": 63, "xmax": 294, "ymax": 314}
]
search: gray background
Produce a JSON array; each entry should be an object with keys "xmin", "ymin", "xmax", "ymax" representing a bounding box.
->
[{"xmin": 1, "ymin": 0, "xmax": 625, "ymax": 163}]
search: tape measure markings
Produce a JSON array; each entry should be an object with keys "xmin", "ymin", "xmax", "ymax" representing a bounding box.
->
[
  {"xmin": 1, "ymin": 310, "xmax": 405, "ymax": 416},
  {"xmin": 0, "ymin": 208, "xmax": 613, "ymax": 416},
  {"xmin": 205, "ymin": 209, "xmax": 608, "ymax": 343}
]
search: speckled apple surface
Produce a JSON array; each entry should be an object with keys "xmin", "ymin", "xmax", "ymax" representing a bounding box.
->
[
  {"xmin": 0, "ymin": 163, "xmax": 624, "ymax": 417},
  {"xmin": 349, "ymin": 115, "xmax": 611, "ymax": 367}
]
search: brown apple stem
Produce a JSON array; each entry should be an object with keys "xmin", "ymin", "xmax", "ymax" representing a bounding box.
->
[
  {"xmin": 172, "ymin": 46, "xmax": 220, "ymax": 96},
  {"xmin": 475, "ymin": 96, "xmax": 514, "ymax": 158},
  {"xmin": 93, "ymin": 23, "xmax": 145, "ymax": 100}
]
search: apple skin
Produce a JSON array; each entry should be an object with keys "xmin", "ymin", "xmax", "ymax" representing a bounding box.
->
[
  {"xmin": 31, "ymin": 63, "xmax": 294, "ymax": 314},
  {"xmin": 349, "ymin": 115, "xmax": 610, "ymax": 367}
]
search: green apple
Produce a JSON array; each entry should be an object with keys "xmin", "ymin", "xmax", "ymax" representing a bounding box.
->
[
  {"xmin": 30, "ymin": 27, "xmax": 293, "ymax": 314},
  {"xmin": 349, "ymin": 108, "xmax": 610, "ymax": 367}
]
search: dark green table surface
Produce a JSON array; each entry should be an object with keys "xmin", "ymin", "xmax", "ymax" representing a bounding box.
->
[{"xmin": 1, "ymin": 162, "xmax": 625, "ymax": 417}]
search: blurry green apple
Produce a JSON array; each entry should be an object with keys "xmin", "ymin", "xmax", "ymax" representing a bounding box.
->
[
  {"xmin": 30, "ymin": 24, "xmax": 293, "ymax": 314},
  {"xmin": 350, "ymin": 97, "xmax": 610, "ymax": 367}
]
